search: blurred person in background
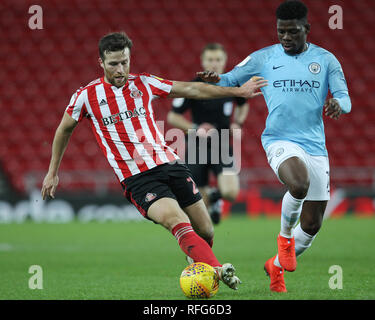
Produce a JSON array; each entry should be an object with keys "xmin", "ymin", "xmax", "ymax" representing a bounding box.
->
[{"xmin": 168, "ymin": 43, "xmax": 249, "ymax": 225}]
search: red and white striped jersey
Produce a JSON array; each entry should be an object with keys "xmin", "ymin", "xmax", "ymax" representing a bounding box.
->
[{"xmin": 65, "ymin": 73, "xmax": 179, "ymax": 182}]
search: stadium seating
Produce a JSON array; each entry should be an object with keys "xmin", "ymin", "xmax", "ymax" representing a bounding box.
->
[{"xmin": 1, "ymin": 0, "xmax": 374, "ymax": 193}]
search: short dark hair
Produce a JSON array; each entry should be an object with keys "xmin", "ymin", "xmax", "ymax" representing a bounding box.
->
[
  {"xmin": 98, "ymin": 32, "xmax": 133, "ymax": 60},
  {"xmin": 276, "ymin": 0, "xmax": 308, "ymax": 21},
  {"xmin": 201, "ymin": 43, "xmax": 227, "ymax": 56}
]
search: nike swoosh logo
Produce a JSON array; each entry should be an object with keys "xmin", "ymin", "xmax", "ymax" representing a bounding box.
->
[{"xmin": 273, "ymin": 65, "xmax": 284, "ymax": 70}]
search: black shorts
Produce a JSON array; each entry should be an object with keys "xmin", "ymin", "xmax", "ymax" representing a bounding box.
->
[
  {"xmin": 186, "ymin": 140, "xmax": 235, "ymax": 187},
  {"xmin": 121, "ymin": 162, "xmax": 202, "ymax": 219}
]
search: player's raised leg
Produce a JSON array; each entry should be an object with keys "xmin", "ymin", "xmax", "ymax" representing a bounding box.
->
[
  {"xmin": 274, "ymin": 156, "xmax": 309, "ymax": 272},
  {"xmin": 183, "ymin": 199, "xmax": 242, "ymax": 290},
  {"xmin": 265, "ymin": 201, "xmax": 327, "ymax": 293},
  {"xmin": 147, "ymin": 197, "xmax": 221, "ymax": 267},
  {"xmin": 148, "ymin": 197, "xmax": 241, "ymax": 290},
  {"xmin": 265, "ymin": 152, "xmax": 329, "ymax": 292}
]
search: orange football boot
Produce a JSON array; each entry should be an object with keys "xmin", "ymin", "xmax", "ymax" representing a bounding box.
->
[
  {"xmin": 264, "ymin": 256, "xmax": 287, "ymax": 293},
  {"xmin": 277, "ymin": 234, "xmax": 297, "ymax": 272}
]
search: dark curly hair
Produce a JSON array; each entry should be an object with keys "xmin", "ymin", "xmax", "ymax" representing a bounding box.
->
[{"xmin": 276, "ymin": 1, "xmax": 308, "ymax": 22}]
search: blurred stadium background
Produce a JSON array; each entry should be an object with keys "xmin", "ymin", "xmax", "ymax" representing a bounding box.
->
[{"xmin": 1, "ymin": 0, "xmax": 374, "ymax": 222}]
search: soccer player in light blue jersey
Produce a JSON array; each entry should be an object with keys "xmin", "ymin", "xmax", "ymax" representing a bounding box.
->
[{"xmin": 198, "ymin": 0, "xmax": 351, "ymax": 292}]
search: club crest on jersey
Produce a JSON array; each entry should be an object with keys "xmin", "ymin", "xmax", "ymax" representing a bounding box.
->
[
  {"xmin": 308, "ymin": 62, "xmax": 321, "ymax": 74},
  {"xmin": 145, "ymin": 193, "xmax": 157, "ymax": 202},
  {"xmin": 275, "ymin": 148, "xmax": 284, "ymax": 157},
  {"xmin": 130, "ymin": 89, "xmax": 143, "ymax": 99}
]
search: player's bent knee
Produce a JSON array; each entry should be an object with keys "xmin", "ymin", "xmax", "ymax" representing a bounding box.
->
[{"xmin": 288, "ymin": 179, "xmax": 310, "ymax": 199}]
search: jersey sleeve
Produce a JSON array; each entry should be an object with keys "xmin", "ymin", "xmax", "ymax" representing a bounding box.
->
[
  {"xmin": 65, "ymin": 88, "xmax": 87, "ymax": 122},
  {"xmin": 217, "ymin": 50, "xmax": 265, "ymax": 87},
  {"xmin": 143, "ymin": 73, "xmax": 173, "ymax": 98},
  {"xmin": 171, "ymin": 97, "xmax": 192, "ymax": 114},
  {"xmin": 327, "ymin": 54, "xmax": 352, "ymax": 114}
]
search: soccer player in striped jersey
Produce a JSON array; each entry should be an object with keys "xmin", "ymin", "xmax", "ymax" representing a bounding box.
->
[
  {"xmin": 41, "ymin": 32, "xmax": 267, "ymax": 290},
  {"xmin": 198, "ymin": 0, "xmax": 351, "ymax": 292}
]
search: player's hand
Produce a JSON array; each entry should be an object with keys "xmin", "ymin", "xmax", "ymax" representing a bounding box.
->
[
  {"xmin": 196, "ymin": 122, "xmax": 216, "ymax": 138},
  {"xmin": 324, "ymin": 98, "xmax": 342, "ymax": 120},
  {"xmin": 41, "ymin": 173, "xmax": 59, "ymax": 200},
  {"xmin": 196, "ymin": 71, "xmax": 221, "ymax": 83},
  {"xmin": 237, "ymin": 77, "xmax": 268, "ymax": 99}
]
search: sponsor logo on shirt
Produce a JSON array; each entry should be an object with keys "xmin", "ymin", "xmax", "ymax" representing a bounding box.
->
[
  {"xmin": 273, "ymin": 79, "xmax": 321, "ymax": 93},
  {"xmin": 101, "ymin": 107, "xmax": 146, "ymax": 126}
]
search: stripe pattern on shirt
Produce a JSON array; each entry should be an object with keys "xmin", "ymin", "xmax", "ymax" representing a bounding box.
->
[{"xmin": 65, "ymin": 73, "xmax": 179, "ymax": 181}]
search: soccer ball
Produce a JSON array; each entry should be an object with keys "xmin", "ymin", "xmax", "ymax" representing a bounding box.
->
[{"xmin": 180, "ymin": 262, "xmax": 219, "ymax": 298}]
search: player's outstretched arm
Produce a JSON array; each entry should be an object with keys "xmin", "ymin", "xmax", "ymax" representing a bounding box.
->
[
  {"xmin": 41, "ymin": 112, "xmax": 78, "ymax": 200},
  {"xmin": 169, "ymin": 77, "xmax": 267, "ymax": 100}
]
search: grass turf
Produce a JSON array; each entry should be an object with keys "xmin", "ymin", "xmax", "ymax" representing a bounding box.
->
[{"xmin": 0, "ymin": 215, "xmax": 374, "ymax": 300}]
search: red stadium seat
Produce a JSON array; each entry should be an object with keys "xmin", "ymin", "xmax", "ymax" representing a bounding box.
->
[{"xmin": 1, "ymin": 0, "xmax": 373, "ymax": 192}]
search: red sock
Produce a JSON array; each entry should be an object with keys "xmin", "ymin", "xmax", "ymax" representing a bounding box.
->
[{"xmin": 172, "ymin": 223, "xmax": 221, "ymax": 267}]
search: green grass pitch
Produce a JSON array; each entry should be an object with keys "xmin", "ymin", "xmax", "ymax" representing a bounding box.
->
[{"xmin": 0, "ymin": 215, "xmax": 374, "ymax": 300}]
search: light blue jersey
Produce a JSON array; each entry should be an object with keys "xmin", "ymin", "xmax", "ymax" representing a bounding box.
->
[{"xmin": 218, "ymin": 43, "xmax": 351, "ymax": 156}]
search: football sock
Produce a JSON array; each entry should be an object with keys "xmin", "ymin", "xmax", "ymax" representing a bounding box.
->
[
  {"xmin": 172, "ymin": 223, "xmax": 221, "ymax": 267},
  {"xmin": 280, "ymin": 191, "xmax": 305, "ymax": 238},
  {"xmin": 294, "ymin": 223, "xmax": 316, "ymax": 257}
]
